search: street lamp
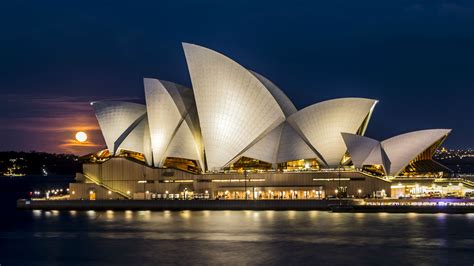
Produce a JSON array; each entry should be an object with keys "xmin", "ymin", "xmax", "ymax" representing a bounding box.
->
[
  {"xmin": 142, "ymin": 170, "xmax": 146, "ymax": 199},
  {"xmin": 244, "ymin": 169, "xmax": 248, "ymax": 200},
  {"xmin": 357, "ymin": 189, "xmax": 362, "ymax": 198}
]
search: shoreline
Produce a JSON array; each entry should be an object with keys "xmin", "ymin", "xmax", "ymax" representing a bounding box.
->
[{"xmin": 17, "ymin": 199, "xmax": 474, "ymax": 213}]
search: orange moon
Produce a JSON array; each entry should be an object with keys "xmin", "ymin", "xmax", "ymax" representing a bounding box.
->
[{"xmin": 75, "ymin": 131, "xmax": 87, "ymax": 143}]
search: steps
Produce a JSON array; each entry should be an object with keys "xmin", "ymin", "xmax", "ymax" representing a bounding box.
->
[{"xmin": 82, "ymin": 173, "xmax": 131, "ymax": 199}]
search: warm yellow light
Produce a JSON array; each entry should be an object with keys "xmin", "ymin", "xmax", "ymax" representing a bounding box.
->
[{"xmin": 75, "ymin": 131, "xmax": 87, "ymax": 143}]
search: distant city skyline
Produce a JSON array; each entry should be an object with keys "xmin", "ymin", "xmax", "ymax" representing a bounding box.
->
[{"xmin": 1, "ymin": 1, "xmax": 474, "ymax": 155}]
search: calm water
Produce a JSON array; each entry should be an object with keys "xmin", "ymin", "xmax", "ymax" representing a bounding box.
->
[{"xmin": 1, "ymin": 176, "xmax": 474, "ymax": 265}]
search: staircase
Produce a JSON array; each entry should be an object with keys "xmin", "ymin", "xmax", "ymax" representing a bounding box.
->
[{"xmin": 82, "ymin": 173, "xmax": 132, "ymax": 199}]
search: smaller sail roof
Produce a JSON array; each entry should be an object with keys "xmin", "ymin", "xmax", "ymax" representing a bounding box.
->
[
  {"xmin": 381, "ymin": 129, "xmax": 451, "ymax": 176},
  {"xmin": 288, "ymin": 98, "xmax": 377, "ymax": 167},
  {"xmin": 342, "ymin": 129, "xmax": 451, "ymax": 176},
  {"xmin": 91, "ymin": 101, "xmax": 146, "ymax": 155}
]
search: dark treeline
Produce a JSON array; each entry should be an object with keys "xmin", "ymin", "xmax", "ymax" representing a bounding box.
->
[{"xmin": 0, "ymin": 151, "xmax": 81, "ymax": 176}]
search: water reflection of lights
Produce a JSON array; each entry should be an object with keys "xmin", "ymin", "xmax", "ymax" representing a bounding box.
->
[
  {"xmin": 202, "ymin": 210, "xmax": 210, "ymax": 218},
  {"xmin": 137, "ymin": 210, "xmax": 151, "ymax": 220},
  {"xmin": 180, "ymin": 210, "xmax": 191, "ymax": 219},
  {"xmin": 32, "ymin": 210, "xmax": 42, "ymax": 218},
  {"xmin": 266, "ymin": 210, "xmax": 275, "ymax": 219},
  {"xmin": 288, "ymin": 210, "xmax": 296, "ymax": 219},
  {"xmin": 69, "ymin": 210, "xmax": 77, "ymax": 216},
  {"xmin": 106, "ymin": 210, "xmax": 114, "ymax": 219},
  {"xmin": 125, "ymin": 210, "xmax": 133, "ymax": 220},
  {"xmin": 87, "ymin": 210, "xmax": 96, "ymax": 218},
  {"xmin": 163, "ymin": 210, "xmax": 171, "ymax": 218},
  {"xmin": 436, "ymin": 213, "xmax": 447, "ymax": 222},
  {"xmin": 408, "ymin": 212, "xmax": 418, "ymax": 219}
]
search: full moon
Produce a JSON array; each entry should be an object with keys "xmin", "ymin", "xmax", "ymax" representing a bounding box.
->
[{"xmin": 75, "ymin": 131, "xmax": 87, "ymax": 143}]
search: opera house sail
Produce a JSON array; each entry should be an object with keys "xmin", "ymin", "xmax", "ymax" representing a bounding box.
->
[
  {"xmin": 183, "ymin": 43, "xmax": 287, "ymax": 170},
  {"xmin": 70, "ymin": 43, "xmax": 457, "ymax": 201}
]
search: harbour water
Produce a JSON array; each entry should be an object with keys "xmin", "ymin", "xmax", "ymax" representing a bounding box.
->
[{"xmin": 1, "ymin": 176, "xmax": 474, "ymax": 265}]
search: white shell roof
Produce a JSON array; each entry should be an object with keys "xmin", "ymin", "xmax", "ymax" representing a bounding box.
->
[
  {"xmin": 240, "ymin": 121, "xmax": 319, "ymax": 164},
  {"xmin": 144, "ymin": 78, "xmax": 201, "ymax": 167},
  {"xmin": 91, "ymin": 101, "xmax": 146, "ymax": 155},
  {"xmin": 364, "ymin": 142, "xmax": 390, "ymax": 173},
  {"xmin": 164, "ymin": 120, "xmax": 203, "ymax": 169},
  {"xmin": 250, "ymin": 71, "xmax": 297, "ymax": 117},
  {"xmin": 342, "ymin": 129, "xmax": 450, "ymax": 176},
  {"xmin": 239, "ymin": 72, "xmax": 303, "ymax": 164},
  {"xmin": 341, "ymin": 133, "xmax": 379, "ymax": 168},
  {"xmin": 117, "ymin": 116, "xmax": 153, "ymax": 166},
  {"xmin": 382, "ymin": 129, "xmax": 451, "ymax": 176},
  {"xmin": 288, "ymin": 98, "xmax": 377, "ymax": 167},
  {"xmin": 240, "ymin": 123, "xmax": 284, "ymax": 164},
  {"xmin": 277, "ymin": 123, "xmax": 317, "ymax": 163},
  {"xmin": 183, "ymin": 43, "xmax": 286, "ymax": 170}
]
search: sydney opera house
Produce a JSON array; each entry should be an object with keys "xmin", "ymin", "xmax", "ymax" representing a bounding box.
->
[{"xmin": 70, "ymin": 43, "xmax": 457, "ymax": 200}]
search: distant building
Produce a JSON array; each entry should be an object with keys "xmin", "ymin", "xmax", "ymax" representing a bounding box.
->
[{"xmin": 70, "ymin": 43, "xmax": 471, "ymax": 200}]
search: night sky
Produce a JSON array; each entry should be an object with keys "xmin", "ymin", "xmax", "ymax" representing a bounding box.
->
[{"xmin": 1, "ymin": 1, "xmax": 473, "ymax": 155}]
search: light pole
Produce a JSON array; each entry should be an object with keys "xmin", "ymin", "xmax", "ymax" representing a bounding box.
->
[
  {"xmin": 337, "ymin": 164, "xmax": 341, "ymax": 198},
  {"xmin": 142, "ymin": 167, "xmax": 146, "ymax": 200},
  {"xmin": 244, "ymin": 169, "xmax": 248, "ymax": 200}
]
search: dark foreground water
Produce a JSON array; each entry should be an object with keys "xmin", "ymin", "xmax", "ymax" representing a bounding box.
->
[{"xmin": 1, "ymin": 176, "xmax": 474, "ymax": 265}]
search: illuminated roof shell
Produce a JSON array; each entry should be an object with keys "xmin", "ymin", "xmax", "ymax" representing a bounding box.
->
[
  {"xmin": 342, "ymin": 129, "xmax": 451, "ymax": 176},
  {"xmin": 144, "ymin": 78, "xmax": 203, "ymax": 168},
  {"xmin": 381, "ymin": 129, "xmax": 451, "ymax": 176},
  {"xmin": 91, "ymin": 101, "xmax": 146, "ymax": 155},
  {"xmin": 288, "ymin": 98, "xmax": 377, "ymax": 167},
  {"xmin": 341, "ymin": 133, "xmax": 380, "ymax": 168},
  {"xmin": 183, "ymin": 43, "xmax": 286, "ymax": 170},
  {"xmin": 117, "ymin": 116, "xmax": 153, "ymax": 166}
]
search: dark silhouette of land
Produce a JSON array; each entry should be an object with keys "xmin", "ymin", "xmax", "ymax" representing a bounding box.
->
[{"xmin": 0, "ymin": 151, "xmax": 81, "ymax": 176}]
